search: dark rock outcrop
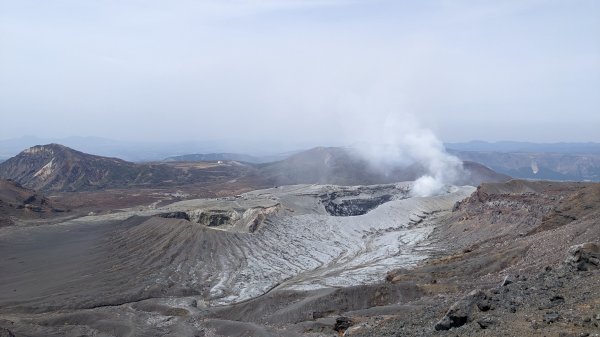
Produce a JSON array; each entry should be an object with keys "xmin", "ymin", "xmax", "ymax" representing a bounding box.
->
[
  {"xmin": 319, "ymin": 185, "xmax": 409, "ymax": 217},
  {"xmin": 155, "ymin": 212, "xmax": 190, "ymax": 221},
  {"xmin": 323, "ymin": 194, "xmax": 393, "ymax": 216},
  {"xmin": 197, "ymin": 210, "xmax": 232, "ymax": 227}
]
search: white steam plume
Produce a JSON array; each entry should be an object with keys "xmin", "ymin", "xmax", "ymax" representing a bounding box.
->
[{"xmin": 347, "ymin": 112, "xmax": 464, "ymax": 197}]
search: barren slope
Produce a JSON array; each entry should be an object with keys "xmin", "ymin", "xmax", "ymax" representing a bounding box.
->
[
  {"xmin": 0, "ymin": 183, "xmax": 473, "ymax": 336},
  {"xmin": 0, "ymin": 179, "xmax": 67, "ymax": 227}
]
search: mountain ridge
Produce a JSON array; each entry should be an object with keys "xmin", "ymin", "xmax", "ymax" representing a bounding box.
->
[
  {"xmin": 0, "ymin": 144, "xmax": 219, "ymax": 191},
  {"xmin": 257, "ymin": 146, "xmax": 510, "ymax": 187},
  {"xmin": 0, "ymin": 144, "xmax": 510, "ymax": 192}
]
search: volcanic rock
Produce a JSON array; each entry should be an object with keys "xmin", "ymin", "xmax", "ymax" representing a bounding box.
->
[
  {"xmin": 155, "ymin": 211, "xmax": 190, "ymax": 221},
  {"xmin": 434, "ymin": 290, "xmax": 486, "ymax": 330},
  {"xmin": 334, "ymin": 316, "xmax": 353, "ymax": 333},
  {"xmin": 565, "ymin": 243, "xmax": 600, "ymax": 271}
]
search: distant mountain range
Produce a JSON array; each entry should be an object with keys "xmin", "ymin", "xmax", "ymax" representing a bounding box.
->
[
  {"xmin": 3, "ymin": 140, "xmax": 599, "ymax": 195},
  {"xmin": 449, "ymin": 150, "xmax": 600, "ymax": 181},
  {"xmin": 445, "ymin": 141, "xmax": 600, "ymax": 154},
  {"xmin": 164, "ymin": 153, "xmax": 262, "ymax": 163},
  {"xmin": 0, "ymin": 144, "xmax": 509, "ymax": 192},
  {"xmin": 163, "ymin": 152, "xmax": 294, "ymax": 164},
  {"xmin": 0, "ymin": 136, "xmax": 304, "ymax": 162},
  {"xmin": 445, "ymin": 141, "xmax": 600, "ymax": 181}
]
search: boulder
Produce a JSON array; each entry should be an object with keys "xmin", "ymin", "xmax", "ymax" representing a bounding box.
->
[
  {"xmin": 334, "ymin": 316, "xmax": 353, "ymax": 333},
  {"xmin": 565, "ymin": 243, "xmax": 600, "ymax": 271},
  {"xmin": 435, "ymin": 290, "xmax": 486, "ymax": 330}
]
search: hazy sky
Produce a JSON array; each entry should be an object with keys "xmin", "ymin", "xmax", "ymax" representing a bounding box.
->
[{"xmin": 1, "ymin": 0, "xmax": 599, "ymax": 148}]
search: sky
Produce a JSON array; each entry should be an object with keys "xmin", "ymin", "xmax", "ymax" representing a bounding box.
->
[{"xmin": 1, "ymin": 0, "xmax": 599, "ymax": 150}]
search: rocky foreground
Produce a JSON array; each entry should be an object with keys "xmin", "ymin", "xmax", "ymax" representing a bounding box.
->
[
  {"xmin": 0, "ymin": 180, "xmax": 598, "ymax": 337},
  {"xmin": 349, "ymin": 181, "xmax": 600, "ymax": 337}
]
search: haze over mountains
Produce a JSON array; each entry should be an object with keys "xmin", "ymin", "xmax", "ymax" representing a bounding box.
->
[
  {"xmin": 447, "ymin": 141, "xmax": 600, "ymax": 181},
  {"xmin": 451, "ymin": 151, "xmax": 600, "ymax": 181},
  {"xmin": 2, "ymin": 136, "xmax": 599, "ymax": 162},
  {"xmin": 0, "ymin": 144, "xmax": 509, "ymax": 193},
  {"xmin": 0, "ymin": 138, "xmax": 596, "ymax": 184},
  {"xmin": 446, "ymin": 141, "xmax": 600, "ymax": 154},
  {"xmin": 163, "ymin": 152, "xmax": 292, "ymax": 164},
  {"xmin": 0, "ymin": 136, "xmax": 308, "ymax": 162}
]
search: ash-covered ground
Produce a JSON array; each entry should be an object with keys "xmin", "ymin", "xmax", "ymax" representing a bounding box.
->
[{"xmin": 0, "ymin": 180, "xmax": 598, "ymax": 337}]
